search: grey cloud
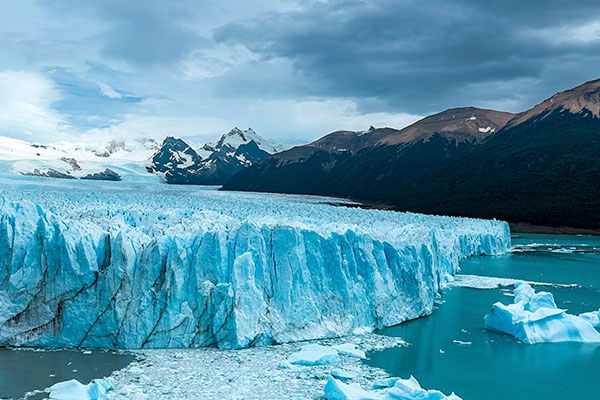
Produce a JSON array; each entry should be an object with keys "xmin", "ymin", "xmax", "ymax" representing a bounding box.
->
[{"xmin": 213, "ymin": 0, "xmax": 600, "ymax": 114}]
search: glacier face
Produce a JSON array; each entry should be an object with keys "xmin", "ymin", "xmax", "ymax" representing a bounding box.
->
[{"xmin": 0, "ymin": 179, "xmax": 510, "ymax": 349}]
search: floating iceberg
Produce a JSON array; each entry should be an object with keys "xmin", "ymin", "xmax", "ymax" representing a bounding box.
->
[
  {"xmin": 579, "ymin": 309, "xmax": 600, "ymax": 328},
  {"xmin": 288, "ymin": 344, "xmax": 341, "ymax": 366},
  {"xmin": 325, "ymin": 376, "xmax": 462, "ymax": 400},
  {"xmin": 325, "ymin": 377, "xmax": 383, "ymax": 400},
  {"xmin": 386, "ymin": 376, "xmax": 462, "ymax": 400},
  {"xmin": 331, "ymin": 368, "xmax": 361, "ymax": 381},
  {"xmin": 48, "ymin": 378, "xmax": 114, "ymax": 400},
  {"xmin": 484, "ymin": 283, "xmax": 600, "ymax": 344},
  {"xmin": 0, "ymin": 182, "xmax": 510, "ymax": 349},
  {"xmin": 332, "ymin": 343, "xmax": 366, "ymax": 359}
]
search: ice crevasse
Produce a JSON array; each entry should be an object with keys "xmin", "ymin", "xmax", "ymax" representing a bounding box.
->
[{"xmin": 0, "ymin": 186, "xmax": 510, "ymax": 349}]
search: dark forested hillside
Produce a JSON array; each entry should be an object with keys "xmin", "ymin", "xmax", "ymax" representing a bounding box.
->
[{"xmin": 223, "ymin": 80, "xmax": 600, "ymax": 230}]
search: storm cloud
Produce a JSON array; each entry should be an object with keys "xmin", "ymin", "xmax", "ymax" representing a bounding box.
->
[
  {"xmin": 1, "ymin": 0, "xmax": 599, "ymax": 143},
  {"xmin": 214, "ymin": 0, "xmax": 600, "ymax": 113}
]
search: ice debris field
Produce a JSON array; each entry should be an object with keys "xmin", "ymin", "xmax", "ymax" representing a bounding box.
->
[
  {"xmin": 39, "ymin": 335, "xmax": 462, "ymax": 400},
  {"xmin": 484, "ymin": 283, "xmax": 600, "ymax": 344},
  {"xmin": 0, "ymin": 178, "xmax": 510, "ymax": 350}
]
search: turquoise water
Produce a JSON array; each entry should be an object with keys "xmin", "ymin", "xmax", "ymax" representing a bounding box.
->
[{"xmin": 366, "ymin": 234, "xmax": 600, "ymax": 400}]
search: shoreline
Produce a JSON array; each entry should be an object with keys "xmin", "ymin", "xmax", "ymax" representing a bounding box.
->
[
  {"xmin": 509, "ymin": 222, "xmax": 600, "ymax": 236},
  {"xmin": 329, "ymin": 199, "xmax": 600, "ymax": 237}
]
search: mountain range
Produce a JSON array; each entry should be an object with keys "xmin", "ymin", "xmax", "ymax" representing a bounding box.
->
[
  {"xmin": 223, "ymin": 79, "xmax": 600, "ymax": 231},
  {"xmin": 0, "ymin": 127, "xmax": 282, "ymax": 185},
  {"xmin": 147, "ymin": 128, "xmax": 283, "ymax": 185},
  {"xmin": 2, "ymin": 78, "xmax": 598, "ymax": 230}
]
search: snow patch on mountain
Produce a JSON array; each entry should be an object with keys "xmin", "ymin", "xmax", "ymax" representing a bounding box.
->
[
  {"xmin": 0, "ymin": 136, "xmax": 159, "ymax": 180},
  {"xmin": 148, "ymin": 128, "xmax": 283, "ymax": 185},
  {"xmin": 203, "ymin": 127, "xmax": 284, "ymax": 154}
]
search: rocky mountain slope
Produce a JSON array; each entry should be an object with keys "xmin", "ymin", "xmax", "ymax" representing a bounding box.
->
[
  {"xmin": 223, "ymin": 79, "xmax": 600, "ymax": 230},
  {"xmin": 223, "ymin": 107, "xmax": 515, "ymax": 198},
  {"xmin": 147, "ymin": 128, "xmax": 281, "ymax": 185},
  {"xmin": 0, "ymin": 127, "xmax": 282, "ymax": 185}
]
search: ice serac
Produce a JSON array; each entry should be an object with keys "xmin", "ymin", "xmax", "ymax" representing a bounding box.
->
[
  {"xmin": 484, "ymin": 283, "xmax": 600, "ymax": 344},
  {"xmin": 0, "ymin": 184, "xmax": 510, "ymax": 349}
]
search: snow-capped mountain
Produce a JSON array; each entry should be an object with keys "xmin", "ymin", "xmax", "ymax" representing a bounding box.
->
[
  {"xmin": 202, "ymin": 127, "xmax": 284, "ymax": 155},
  {"xmin": 0, "ymin": 136, "xmax": 159, "ymax": 181},
  {"xmin": 147, "ymin": 128, "xmax": 283, "ymax": 185},
  {"xmin": 0, "ymin": 127, "xmax": 283, "ymax": 185}
]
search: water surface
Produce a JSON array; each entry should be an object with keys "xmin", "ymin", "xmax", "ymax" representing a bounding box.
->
[
  {"xmin": 0, "ymin": 348, "xmax": 135, "ymax": 399},
  {"xmin": 366, "ymin": 234, "xmax": 600, "ymax": 400}
]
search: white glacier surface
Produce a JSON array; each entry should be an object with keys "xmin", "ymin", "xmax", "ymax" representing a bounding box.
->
[
  {"xmin": 484, "ymin": 283, "xmax": 600, "ymax": 344},
  {"xmin": 0, "ymin": 179, "xmax": 510, "ymax": 349}
]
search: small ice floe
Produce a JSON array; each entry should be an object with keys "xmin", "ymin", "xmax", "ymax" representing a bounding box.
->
[
  {"xmin": 277, "ymin": 360, "xmax": 293, "ymax": 369},
  {"xmin": 324, "ymin": 377, "xmax": 382, "ymax": 400},
  {"xmin": 552, "ymin": 248, "xmax": 574, "ymax": 253},
  {"xmin": 128, "ymin": 365, "xmax": 144, "ymax": 374},
  {"xmin": 371, "ymin": 378, "xmax": 399, "ymax": 390},
  {"xmin": 332, "ymin": 343, "xmax": 366, "ymax": 359},
  {"xmin": 48, "ymin": 378, "xmax": 114, "ymax": 400},
  {"xmin": 82, "ymin": 350, "xmax": 92, "ymax": 355},
  {"xmin": 330, "ymin": 368, "xmax": 360, "ymax": 381},
  {"xmin": 450, "ymin": 274, "xmax": 579, "ymax": 290},
  {"xmin": 288, "ymin": 344, "xmax": 341, "ymax": 366},
  {"xmin": 452, "ymin": 340, "xmax": 472, "ymax": 345},
  {"xmin": 386, "ymin": 376, "xmax": 462, "ymax": 399},
  {"xmin": 324, "ymin": 376, "xmax": 462, "ymax": 400},
  {"xmin": 484, "ymin": 283, "xmax": 600, "ymax": 344}
]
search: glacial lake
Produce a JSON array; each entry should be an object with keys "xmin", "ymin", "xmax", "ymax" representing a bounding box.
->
[
  {"xmin": 367, "ymin": 233, "xmax": 600, "ymax": 400},
  {"xmin": 0, "ymin": 349, "xmax": 135, "ymax": 399}
]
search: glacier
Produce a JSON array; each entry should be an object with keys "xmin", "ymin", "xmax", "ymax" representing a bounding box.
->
[
  {"xmin": 483, "ymin": 283, "xmax": 600, "ymax": 344},
  {"xmin": 0, "ymin": 179, "xmax": 510, "ymax": 349}
]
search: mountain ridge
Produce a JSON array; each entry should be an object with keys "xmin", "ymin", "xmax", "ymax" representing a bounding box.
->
[{"xmin": 223, "ymin": 79, "xmax": 600, "ymax": 230}]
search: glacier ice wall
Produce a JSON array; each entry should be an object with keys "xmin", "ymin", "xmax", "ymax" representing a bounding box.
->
[{"xmin": 0, "ymin": 181, "xmax": 510, "ymax": 349}]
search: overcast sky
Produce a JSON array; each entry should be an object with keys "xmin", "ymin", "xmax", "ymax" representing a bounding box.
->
[{"xmin": 1, "ymin": 0, "xmax": 599, "ymax": 144}]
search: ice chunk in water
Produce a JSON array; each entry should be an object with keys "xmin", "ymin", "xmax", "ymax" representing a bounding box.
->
[
  {"xmin": 484, "ymin": 283, "xmax": 600, "ymax": 344},
  {"xmin": 48, "ymin": 378, "xmax": 114, "ymax": 400},
  {"xmin": 332, "ymin": 343, "xmax": 366, "ymax": 359},
  {"xmin": 288, "ymin": 344, "xmax": 341, "ymax": 366},
  {"xmin": 324, "ymin": 377, "xmax": 382, "ymax": 400}
]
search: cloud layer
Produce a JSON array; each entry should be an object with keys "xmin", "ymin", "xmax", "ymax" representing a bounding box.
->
[{"xmin": 1, "ymin": 0, "xmax": 599, "ymax": 143}]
